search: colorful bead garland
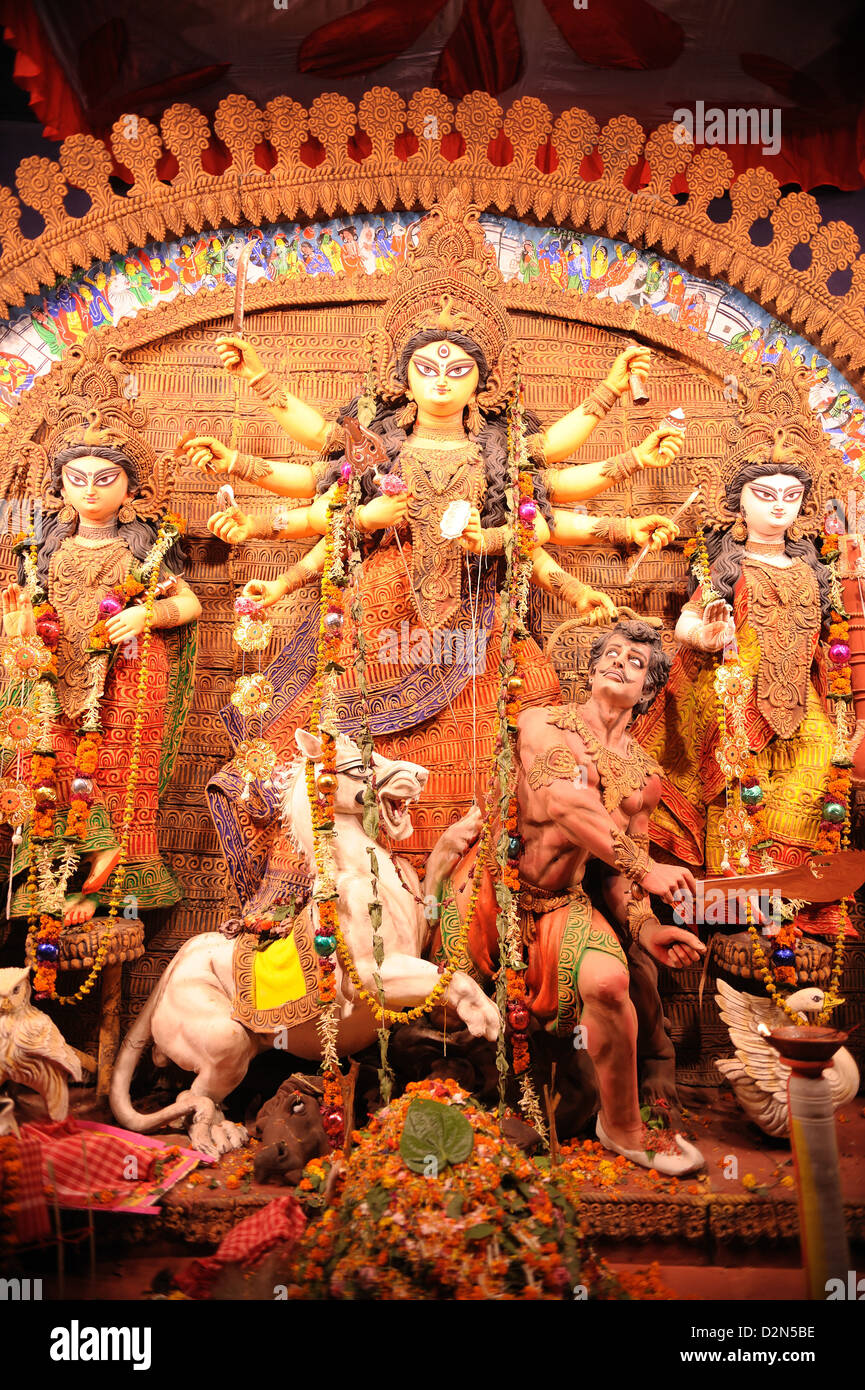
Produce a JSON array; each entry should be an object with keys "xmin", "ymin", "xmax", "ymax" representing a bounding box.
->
[{"xmin": 498, "ymin": 381, "xmax": 547, "ymax": 1134}]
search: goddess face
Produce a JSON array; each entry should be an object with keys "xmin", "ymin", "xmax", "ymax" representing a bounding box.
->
[
  {"xmin": 61, "ymin": 453, "xmax": 131, "ymax": 526},
  {"xmin": 405, "ymin": 339, "xmax": 479, "ymax": 421},
  {"xmin": 738, "ymin": 471, "xmax": 806, "ymax": 540}
]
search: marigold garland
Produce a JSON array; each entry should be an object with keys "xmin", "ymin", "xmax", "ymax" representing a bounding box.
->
[
  {"xmin": 16, "ymin": 515, "xmax": 182, "ymax": 1003},
  {"xmin": 305, "ymin": 476, "xmax": 350, "ymax": 1141},
  {"xmin": 688, "ymin": 524, "xmax": 721, "ymax": 606},
  {"xmin": 497, "ymin": 379, "xmax": 547, "ymax": 1136}
]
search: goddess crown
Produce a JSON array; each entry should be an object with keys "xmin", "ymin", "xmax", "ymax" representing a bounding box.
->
[
  {"xmin": 371, "ymin": 192, "xmax": 519, "ymax": 411},
  {"xmin": 0, "ymin": 339, "xmax": 174, "ymax": 521},
  {"xmin": 696, "ymin": 355, "xmax": 865, "ymax": 533}
]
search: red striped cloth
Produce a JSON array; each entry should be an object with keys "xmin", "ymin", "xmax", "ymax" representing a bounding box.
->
[
  {"xmin": 175, "ymin": 1196, "xmax": 307, "ymax": 1298},
  {"xmin": 22, "ymin": 1119, "xmax": 158, "ymax": 1202},
  {"xmin": 13, "ymin": 1131, "xmax": 51, "ymax": 1244}
]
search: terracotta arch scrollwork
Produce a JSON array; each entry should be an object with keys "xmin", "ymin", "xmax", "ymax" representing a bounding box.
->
[{"xmin": 0, "ymin": 89, "xmax": 862, "ymax": 392}]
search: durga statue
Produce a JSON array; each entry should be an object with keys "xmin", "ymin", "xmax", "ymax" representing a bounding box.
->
[{"xmin": 177, "ymin": 196, "xmax": 685, "ymax": 911}]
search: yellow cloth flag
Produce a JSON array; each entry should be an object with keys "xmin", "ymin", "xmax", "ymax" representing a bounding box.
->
[{"xmin": 253, "ymin": 933, "xmax": 307, "ymax": 1010}]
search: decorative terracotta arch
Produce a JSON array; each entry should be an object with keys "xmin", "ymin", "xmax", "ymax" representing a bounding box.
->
[{"xmin": 0, "ymin": 90, "xmax": 862, "ymax": 389}]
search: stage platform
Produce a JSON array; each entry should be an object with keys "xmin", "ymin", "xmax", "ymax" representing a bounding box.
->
[
  {"xmin": 11, "ymin": 1088, "xmax": 863, "ymax": 1302},
  {"xmin": 111, "ymin": 1090, "xmax": 865, "ymax": 1256}
]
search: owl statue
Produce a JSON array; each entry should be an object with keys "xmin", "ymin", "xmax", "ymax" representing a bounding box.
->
[{"xmin": 0, "ymin": 967, "xmax": 82, "ymax": 1121}]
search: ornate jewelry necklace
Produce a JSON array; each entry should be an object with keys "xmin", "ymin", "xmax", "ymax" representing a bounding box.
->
[
  {"xmin": 547, "ymin": 707, "xmax": 662, "ymax": 813},
  {"xmin": 743, "ymin": 537, "xmax": 786, "ymax": 557},
  {"xmin": 410, "ymin": 423, "xmax": 468, "ymax": 443},
  {"xmin": 76, "ymin": 521, "xmax": 120, "ymax": 542}
]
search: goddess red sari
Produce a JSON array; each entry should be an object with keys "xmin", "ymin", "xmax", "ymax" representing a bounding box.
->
[{"xmin": 208, "ymin": 441, "xmax": 560, "ymax": 912}]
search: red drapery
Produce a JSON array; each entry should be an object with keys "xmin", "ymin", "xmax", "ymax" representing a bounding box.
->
[{"xmin": 3, "ymin": 0, "xmax": 864, "ymax": 191}]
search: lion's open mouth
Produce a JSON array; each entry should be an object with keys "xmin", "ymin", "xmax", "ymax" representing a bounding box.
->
[{"xmin": 379, "ymin": 789, "xmax": 420, "ymax": 839}]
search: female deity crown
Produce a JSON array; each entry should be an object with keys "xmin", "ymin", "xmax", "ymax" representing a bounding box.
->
[
  {"xmin": 10, "ymin": 342, "xmax": 173, "ymax": 520},
  {"xmin": 370, "ymin": 191, "xmax": 519, "ymax": 411},
  {"xmin": 696, "ymin": 353, "xmax": 865, "ymax": 532}
]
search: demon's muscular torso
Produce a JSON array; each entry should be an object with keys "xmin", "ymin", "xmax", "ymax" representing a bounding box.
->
[
  {"xmin": 516, "ymin": 704, "xmax": 663, "ymax": 899},
  {"xmin": 441, "ymin": 701, "xmax": 668, "ymax": 1035}
]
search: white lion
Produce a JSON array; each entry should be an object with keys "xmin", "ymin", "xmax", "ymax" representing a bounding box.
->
[{"xmin": 109, "ymin": 730, "xmax": 498, "ymax": 1156}]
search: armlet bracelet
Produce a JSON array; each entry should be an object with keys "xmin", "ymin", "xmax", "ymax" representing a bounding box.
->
[
  {"xmin": 248, "ymin": 369, "xmax": 289, "ymax": 410},
  {"xmin": 580, "ymin": 382, "xmax": 618, "ymax": 419},
  {"xmin": 526, "ymin": 433, "xmax": 547, "ymax": 465},
  {"xmin": 478, "ymin": 524, "xmax": 509, "ymax": 554},
  {"xmin": 627, "ymin": 896, "xmax": 656, "ymax": 943},
  {"xmin": 591, "ymin": 515, "xmax": 631, "ymax": 546},
  {"xmin": 151, "ymin": 597, "xmax": 181, "ymax": 629},
  {"xmin": 283, "ymin": 561, "xmax": 320, "ymax": 594},
  {"xmin": 229, "ymin": 452, "xmax": 274, "ymax": 483},
  {"xmin": 548, "ymin": 569, "xmax": 592, "ymax": 605},
  {"xmin": 611, "ymin": 828, "xmax": 654, "ymax": 888},
  {"xmin": 599, "ymin": 449, "xmax": 642, "ymax": 485},
  {"xmin": 322, "ymin": 419, "xmax": 346, "ymax": 457}
]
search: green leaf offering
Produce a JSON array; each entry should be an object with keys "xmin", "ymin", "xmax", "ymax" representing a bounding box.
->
[
  {"xmin": 465, "ymin": 1222, "xmax": 497, "ymax": 1241},
  {"xmin": 399, "ymin": 1098, "xmax": 474, "ymax": 1175}
]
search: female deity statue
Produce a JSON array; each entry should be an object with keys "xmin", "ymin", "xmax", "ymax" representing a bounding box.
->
[
  {"xmin": 634, "ymin": 359, "xmax": 860, "ymax": 936},
  {"xmin": 0, "ymin": 359, "xmax": 201, "ymax": 930},
  {"xmin": 178, "ymin": 198, "xmax": 684, "ymax": 911}
]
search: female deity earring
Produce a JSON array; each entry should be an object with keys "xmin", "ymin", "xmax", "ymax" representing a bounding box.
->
[
  {"xmin": 465, "ymin": 397, "xmax": 482, "ymax": 435},
  {"xmin": 731, "ymin": 510, "xmax": 747, "ymax": 541},
  {"xmin": 396, "ymin": 397, "xmax": 417, "ymax": 429},
  {"xmin": 118, "ymin": 502, "xmax": 136, "ymax": 523},
  {"xmin": 59, "ymin": 502, "xmax": 76, "ymax": 523},
  {"xmin": 788, "ymin": 518, "xmax": 803, "ymax": 540}
]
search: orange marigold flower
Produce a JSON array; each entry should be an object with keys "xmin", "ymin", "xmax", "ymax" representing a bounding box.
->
[
  {"xmin": 33, "ymin": 965, "xmax": 55, "ymax": 992},
  {"xmin": 33, "ymin": 811, "xmax": 55, "ymax": 837}
]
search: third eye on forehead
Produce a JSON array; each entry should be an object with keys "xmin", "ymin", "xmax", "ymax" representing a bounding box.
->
[{"xmin": 413, "ymin": 350, "xmax": 473, "ymax": 371}]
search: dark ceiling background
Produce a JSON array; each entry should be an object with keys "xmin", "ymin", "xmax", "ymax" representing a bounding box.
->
[{"xmin": 1, "ymin": 1, "xmax": 864, "ymax": 241}]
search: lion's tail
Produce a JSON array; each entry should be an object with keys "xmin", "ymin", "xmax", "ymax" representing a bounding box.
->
[{"xmin": 108, "ymin": 962, "xmax": 209, "ymax": 1133}]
